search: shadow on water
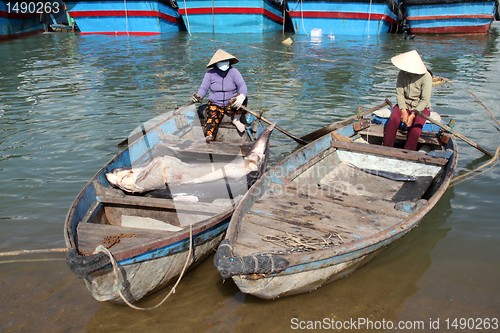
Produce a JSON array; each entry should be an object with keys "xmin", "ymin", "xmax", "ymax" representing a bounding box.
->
[{"xmin": 84, "ymin": 188, "xmax": 455, "ymax": 332}]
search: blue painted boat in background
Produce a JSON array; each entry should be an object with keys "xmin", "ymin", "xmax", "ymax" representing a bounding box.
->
[
  {"xmin": 64, "ymin": 0, "xmax": 183, "ymax": 35},
  {"xmin": 64, "ymin": 103, "xmax": 269, "ymax": 303},
  {"xmin": 177, "ymin": 0, "xmax": 285, "ymax": 33},
  {"xmin": 401, "ymin": 0, "xmax": 497, "ymax": 34},
  {"xmin": 0, "ymin": 1, "xmax": 45, "ymax": 39},
  {"xmin": 287, "ymin": 0, "xmax": 400, "ymax": 35}
]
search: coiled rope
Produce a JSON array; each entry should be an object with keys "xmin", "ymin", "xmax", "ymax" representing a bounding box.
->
[{"xmin": 96, "ymin": 224, "xmax": 193, "ymax": 310}]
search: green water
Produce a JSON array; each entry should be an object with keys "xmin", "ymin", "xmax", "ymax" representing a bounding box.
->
[{"xmin": 0, "ymin": 26, "xmax": 499, "ymax": 332}]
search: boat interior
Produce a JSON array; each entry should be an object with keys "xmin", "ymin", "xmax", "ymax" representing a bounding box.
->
[
  {"xmin": 233, "ymin": 119, "xmax": 454, "ymax": 259},
  {"xmin": 74, "ymin": 106, "xmax": 260, "ymax": 256}
]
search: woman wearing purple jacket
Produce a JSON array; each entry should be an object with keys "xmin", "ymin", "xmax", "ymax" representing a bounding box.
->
[{"xmin": 192, "ymin": 49, "xmax": 248, "ymax": 141}]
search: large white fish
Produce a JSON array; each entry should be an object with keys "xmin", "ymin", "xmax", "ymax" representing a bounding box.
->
[{"xmin": 106, "ymin": 124, "xmax": 275, "ymax": 193}]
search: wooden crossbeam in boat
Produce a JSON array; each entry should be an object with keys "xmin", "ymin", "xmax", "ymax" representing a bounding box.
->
[
  {"xmin": 330, "ymin": 141, "xmax": 448, "ymax": 166},
  {"xmin": 97, "ymin": 195, "xmax": 225, "ymax": 215},
  {"xmin": 160, "ymin": 139, "xmax": 251, "ymax": 156}
]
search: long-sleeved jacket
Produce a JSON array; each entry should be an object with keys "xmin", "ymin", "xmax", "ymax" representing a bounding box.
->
[
  {"xmin": 197, "ymin": 66, "xmax": 247, "ymax": 106},
  {"xmin": 396, "ymin": 70, "xmax": 432, "ymax": 112}
]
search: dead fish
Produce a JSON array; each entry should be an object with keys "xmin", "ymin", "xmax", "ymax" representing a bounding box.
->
[
  {"xmin": 347, "ymin": 163, "xmax": 417, "ymax": 182},
  {"xmin": 106, "ymin": 124, "xmax": 275, "ymax": 193}
]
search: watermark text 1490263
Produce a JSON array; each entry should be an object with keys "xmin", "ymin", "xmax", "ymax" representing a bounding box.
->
[{"xmin": 6, "ymin": 2, "xmax": 60, "ymax": 14}]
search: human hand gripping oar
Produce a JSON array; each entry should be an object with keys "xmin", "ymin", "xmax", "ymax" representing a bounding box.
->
[
  {"xmin": 412, "ymin": 109, "xmax": 493, "ymax": 157},
  {"xmin": 300, "ymin": 99, "xmax": 391, "ymax": 142},
  {"xmin": 116, "ymin": 100, "xmax": 195, "ymax": 148},
  {"xmin": 230, "ymin": 99, "xmax": 308, "ymax": 145}
]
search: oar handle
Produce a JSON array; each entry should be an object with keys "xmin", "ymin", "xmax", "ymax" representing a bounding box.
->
[
  {"xmin": 239, "ymin": 104, "xmax": 308, "ymax": 145},
  {"xmin": 412, "ymin": 110, "xmax": 493, "ymax": 157}
]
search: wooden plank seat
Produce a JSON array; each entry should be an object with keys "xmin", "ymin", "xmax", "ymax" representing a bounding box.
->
[
  {"xmin": 330, "ymin": 140, "xmax": 449, "ymax": 166},
  {"xmin": 157, "ymin": 139, "xmax": 251, "ymax": 157},
  {"xmin": 97, "ymin": 195, "xmax": 232, "ymax": 215},
  {"xmin": 357, "ymin": 125, "xmax": 441, "ymax": 146}
]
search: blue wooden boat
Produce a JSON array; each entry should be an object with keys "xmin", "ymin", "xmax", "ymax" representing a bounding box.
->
[
  {"xmin": 64, "ymin": 0, "xmax": 183, "ymax": 35},
  {"xmin": 0, "ymin": 1, "xmax": 45, "ymax": 40},
  {"xmin": 402, "ymin": 0, "xmax": 497, "ymax": 34},
  {"xmin": 287, "ymin": 0, "xmax": 400, "ymax": 35},
  {"xmin": 64, "ymin": 103, "xmax": 271, "ymax": 303},
  {"xmin": 214, "ymin": 104, "xmax": 457, "ymax": 299},
  {"xmin": 177, "ymin": 0, "xmax": 285, "ymax": 33}
]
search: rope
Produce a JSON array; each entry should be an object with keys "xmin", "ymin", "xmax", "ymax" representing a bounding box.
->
[
  {"xmin": 300, "ymin": 0, "xmax": 309, "ymax": 36},
  {"xmin": 449, "ymin": 89, "xmax": 500, "ymax": 185},
  {"xmin": 96, "ymin": 224, "xmax": 193, "ymax": 310},
  {"xmin": 0, "ymin": 258, "xmax": 66, "ymax": 265},
  {"xmin": 451, "ymin": 146, "xmax": 500, "ymax": 186},
  {"xmin": 124, "ymin": 0, "xmax": 129, "ymax": 36},
  {"xmin": 183, "ymin": 0, "xmax": 192, "ymax": 35},
  {"xmin": 0, "ymin": 248, "xmax": 67, "ymax": 257},
  {"xmin": 367, "ymin": 0, "xmax": 372, "ymax": 37}
]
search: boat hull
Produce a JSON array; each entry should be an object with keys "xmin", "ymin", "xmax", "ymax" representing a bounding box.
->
[
  {"xmin": 215, "ymin": 107, "xmax": 458, "ymax": 299},
  {"xmin": 65, "ymin": 104, "xmax": 268, "ymax": 303},
  {"xmin": 177, "ymin": 0, "xmax": 284, "ymax": 33},
  {"xmin": 85, "ymin": 220, "xmax": 228, "ymax": 303},
  {"xmin": 65, "ymin": 0, "xmax": 182, "ymax": 35},
  {"xmin": 404, "ymin": 0, "xmax": 496, "ymax": 34},
  {"xmin": 288, "ymin": 0, "xmax": 399, "ymax": 35},
  {"xmin": 0, "ymin": 1, "xmax": 44, "ymax": 40}
]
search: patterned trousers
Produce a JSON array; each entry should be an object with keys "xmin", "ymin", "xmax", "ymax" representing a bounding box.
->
[{"xmin": 204, "ymin": 100, "xmax": 246, "ymax": 140}]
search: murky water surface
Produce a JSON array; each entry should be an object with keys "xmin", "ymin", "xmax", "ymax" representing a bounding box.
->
[{"xmin": 1, "ymin": 25, "xmax": 499, "ymax": 332}]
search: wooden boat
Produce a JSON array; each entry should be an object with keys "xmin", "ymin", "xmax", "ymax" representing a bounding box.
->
[
  {"xmin": 64, "ymin": 0, "xmax": 183, "ymax": 35},
  {"xmin": 214, "ymin": 105, "xmax": 458, "ymax": 299},
  {"xmin": 177, "ymin": 0, "xmax": 285, "ymax": 33},
  {"xmin": 401, "ymin": 0, "xmax": 497, "ymax": 34},
  {"xmin": 287, "ymin": 0, "xmax": 400, "ymax": 36},
  {"xmin": 64, "ymin": 103, "xmax": 270, "ymax": 303}
]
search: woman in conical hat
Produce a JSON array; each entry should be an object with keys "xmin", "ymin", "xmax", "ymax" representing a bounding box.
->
[
  {"xmin": 192, "ymin": 49, "xmax": 248, "ymax": 141},
  {"xmin": 383, "ymin": 50, "xmax": 433, "ymax": 151}
]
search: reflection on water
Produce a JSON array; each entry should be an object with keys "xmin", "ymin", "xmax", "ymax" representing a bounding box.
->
[{"xmin": 1, "ymin": 23, "xmax": 500, "ymax": 332}]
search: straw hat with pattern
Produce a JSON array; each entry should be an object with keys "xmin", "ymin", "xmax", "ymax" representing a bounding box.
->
[
  {"xmin": 207, "ymin": 49, "xmax": 239, "ymax": 68},
  {"xmin": 391, "ymin": 50, "xmax": 427, "ymax": 75}
]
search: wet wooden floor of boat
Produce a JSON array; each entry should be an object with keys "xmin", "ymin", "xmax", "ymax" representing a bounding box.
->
[{"xmin": 234, "ymin": 167, "xmax": 414, "ymax": 257}]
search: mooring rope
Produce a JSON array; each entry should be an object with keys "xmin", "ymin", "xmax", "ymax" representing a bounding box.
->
[
  {"xmin": 449, "ymin": 88, "xmax": 500, "ymax": 185},
  {"xmin": 96, "ymin": 224, "xmax": 193, "ymax": 311},
  {"xmin": 183, "ymin": 0, "xmax": 192, "ymax": 36},
  {"xmin": 0, "ymin": 248, "xmax": 67, "ymax": 257}
]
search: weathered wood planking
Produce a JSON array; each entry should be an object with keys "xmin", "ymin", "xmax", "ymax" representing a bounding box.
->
[
  {"xmin": 77, "ymin": 223, "xmax": 173, "ymax": 256},
  {"xmin": 270, "ymin": 183, "xmax": 410, "ymax": 219}
]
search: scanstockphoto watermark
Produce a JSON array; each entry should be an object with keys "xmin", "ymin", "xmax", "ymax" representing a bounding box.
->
[
  {"xmin": 290, "ymin": 317, "xmax": 499, "ymax": 330},
  {"xmin": 291, "ymin": 318, "xmax": 426, "ymax": 330}
]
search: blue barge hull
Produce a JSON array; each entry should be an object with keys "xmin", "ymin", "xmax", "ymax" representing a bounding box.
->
[
  {"xmin": 65, "ymin": 0, "xmax": 182, "ymax": 35},
  {"xmin": 177, "ymin": 0, "xmax": 285, "ymax": 33},
  {"xmin": 288, "ymin": 0, "xmax": 399, "ymax": 35}
]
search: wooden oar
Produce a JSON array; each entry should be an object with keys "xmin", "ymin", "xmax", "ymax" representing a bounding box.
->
[
  {"xmin": 300, "ymin": 99, "xmax": 391, "ymax": 142},
  {"xmin": 412, "ymin": 109, "xmax": 493, "ymax": 157},
  {"xmin": 116, "ymin": 101, "xmax": 195, "ymax": 148},
  {"xmin": 237, "ymin": 104, "xmax": 308, "ymax": 145}
]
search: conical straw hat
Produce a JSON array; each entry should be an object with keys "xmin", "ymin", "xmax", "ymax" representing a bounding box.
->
[
  {"xmin": 207, "ymin": 49, "xmax": 239, "ymax": 68},
  {"xmin": 391, "ymin": 50, "xmax": 427, "ymax": 75}
]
